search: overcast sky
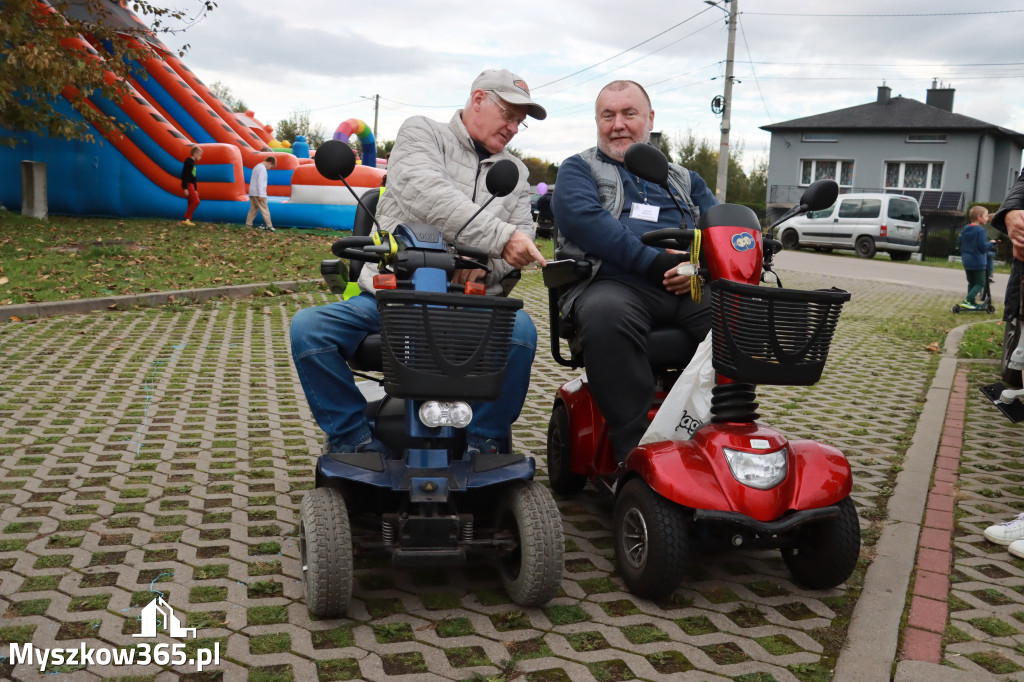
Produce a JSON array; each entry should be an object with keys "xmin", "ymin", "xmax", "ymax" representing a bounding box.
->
[{"xmin": 156, "ymin": 0, "xmax": 1024, "ymax": 171}]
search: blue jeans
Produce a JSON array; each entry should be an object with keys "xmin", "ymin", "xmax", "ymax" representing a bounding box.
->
[{"xmin": 290, "ymin": 293, "xmax": 537, "ymax": 451}]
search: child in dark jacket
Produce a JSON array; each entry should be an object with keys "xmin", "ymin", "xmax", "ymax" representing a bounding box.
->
[
  {"xmin": 180, "ymin": 146, "xmax": 202, "ymax": 225},
  {"xmin": 958, "ymin": 205, "xmax": 993, "ymax": 309}
]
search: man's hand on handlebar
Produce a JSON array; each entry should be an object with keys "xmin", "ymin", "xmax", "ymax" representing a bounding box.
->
[
  {"xmin": 451, "ymin": 267, "xmax": 486, "ymax": 285},
  {"xmin": 502, "ymin": 231, "xmax": 548, "ymax": 269},
  {"xmin": 660, "ymin": 248, "xmax": 693, "ymax": 295}
]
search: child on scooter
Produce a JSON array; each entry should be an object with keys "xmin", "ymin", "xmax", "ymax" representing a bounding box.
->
[{"xmin": 958, "ymin": 206, "xmax": 992, "ymax": 310}]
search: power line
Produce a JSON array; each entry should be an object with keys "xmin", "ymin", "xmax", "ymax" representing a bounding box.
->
[
  {"xmin": 532, "ymin": 5, "xmax": 717, "ymax": 90},
  {"xmin": 379, "ymin": 96, "xmax": 458, "ymax": 109},
  {"xmin": 742, "ymin": 60, "xmax": 1024, "ymax": 68},
  {"xmin": 737, "ymin": 15, "xmax": 772, "ymax": 124},
  {"xmin": 751, "ymin": 74, "xmax": 1024, "ymax": 81},
  {"xmin": 743, "ymin": 9, "xmax": 1024, "ymax": 17},
  {"xmin": 540, "ymin": 18, "xmax": 722, "ymax": 98}
]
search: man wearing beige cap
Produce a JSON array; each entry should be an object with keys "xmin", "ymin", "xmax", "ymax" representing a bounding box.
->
[{"xmin": 290, "ymin": 69, "xmax": 547, "ymax": 458}]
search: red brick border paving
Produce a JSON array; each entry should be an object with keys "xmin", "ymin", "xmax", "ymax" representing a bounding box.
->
[{"xmin": 900, "ymin": 366, "xmax": 969, "ymax": 664}]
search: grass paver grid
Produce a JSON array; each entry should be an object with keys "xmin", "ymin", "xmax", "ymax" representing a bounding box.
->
[
  {"xmin": 0, "ymin": 271, "xmax": 951, "ymax": 680},
  {"xmin": 946, "ymin": 364, "xmax": 1024, "ymax": 679}
]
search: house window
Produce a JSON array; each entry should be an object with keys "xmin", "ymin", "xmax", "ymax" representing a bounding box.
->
[
  {"xmin": 802, "ymin": 133, "xmax": 839, "ymax": 142},
  {"xmin": 885, "ymin": 161, "xmax": 943, "ymax": 190},
  {"xmin": 800, "ymin": 159, "xmax": 854, "ymax": 187},
  {"xmin": 906, "ymin": 133, "xmax": 947, "ymax": 143}
]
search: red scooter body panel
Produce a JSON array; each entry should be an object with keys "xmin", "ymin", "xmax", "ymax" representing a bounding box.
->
[
  {"xmin": 558, "ymin": 378, "xmax": 670, "ymax": 479},
  {"xmin": 699, "ymin": 224, "xmax": 763, "ymax": 285},
  {"xmin": 628, "ymin": 423, "xmax": 852, "ymax": 522},
  {"xmin": 557, "ymin": 380, "xmax": 615, "ymax": 478}
]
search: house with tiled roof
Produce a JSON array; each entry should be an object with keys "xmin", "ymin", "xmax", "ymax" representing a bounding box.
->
[{"xmin": 761, "ymin": 82, "xmax": 1024, "ymax": 222}]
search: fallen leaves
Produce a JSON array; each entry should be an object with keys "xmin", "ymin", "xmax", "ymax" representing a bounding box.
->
[{"xmin": 926, "ymin": 341, "xmax": 942, "ymax": 353}]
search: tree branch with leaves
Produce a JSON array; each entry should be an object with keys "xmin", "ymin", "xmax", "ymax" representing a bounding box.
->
[{"xmin": 0, "ymin": 0, "xmax": 216, "ymax": 147}]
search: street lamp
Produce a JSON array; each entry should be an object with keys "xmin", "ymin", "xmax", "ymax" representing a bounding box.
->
[{"xmin": 706, "ymin": 0, "xmax": 737, "ymax": 203}]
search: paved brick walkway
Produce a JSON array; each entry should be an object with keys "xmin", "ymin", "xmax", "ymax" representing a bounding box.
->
[{"xmin": 0, "ymin": 268, "xmax": 1016, "ymax": 681}]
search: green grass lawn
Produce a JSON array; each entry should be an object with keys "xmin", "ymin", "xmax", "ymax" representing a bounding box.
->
[
  {"xmin": 0, "ymin": 209, "xmax": 1008, "ymax": 309},
  {"xmin": 0, "ymin": 212, "xmax": 341, "ymax": 305}
]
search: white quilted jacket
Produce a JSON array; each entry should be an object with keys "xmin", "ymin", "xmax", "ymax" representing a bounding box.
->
[{"xmin": 357, "ymin": 112, "xmax": 535, "ymax": 292}]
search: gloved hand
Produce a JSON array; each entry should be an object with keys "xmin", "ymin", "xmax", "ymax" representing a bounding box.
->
[{"xmin": 644, "ymin": 252, "xmax": 687, "ymax": 287}]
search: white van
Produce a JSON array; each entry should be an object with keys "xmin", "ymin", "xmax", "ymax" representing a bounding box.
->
[{"xmin": 776, "ymin": 192, "xmax": 922, "ymax": 260}]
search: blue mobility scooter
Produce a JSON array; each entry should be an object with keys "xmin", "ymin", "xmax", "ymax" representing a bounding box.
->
[{"xmin": 299, "ymin": 140, "xmax": 564, "ymax": 618}]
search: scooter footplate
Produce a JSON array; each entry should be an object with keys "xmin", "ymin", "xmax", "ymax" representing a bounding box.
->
[
  {"xmin": 980, "ymin": 382, "xmax": 1024, "ymax": 423},
  {"xmin": 694, "ymin": 505, "xmax": 839, "ymax": 534},
  {"xmin": 391, "ymin": 548, "xmax": 466, "ymax": 568}
]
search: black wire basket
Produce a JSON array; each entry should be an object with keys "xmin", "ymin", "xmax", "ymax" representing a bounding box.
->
[
  {"xmin": 376, "ymin": 290, "xmax": 523, "ymax": 400},
  {"xmin": 710, "ymin": 279, "xmax": 851, "ymax": 386}
]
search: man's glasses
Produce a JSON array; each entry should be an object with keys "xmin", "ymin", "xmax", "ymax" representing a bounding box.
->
[{"xmin": 486, "ymin": 92, "xmax": 528, "ymax": 131}]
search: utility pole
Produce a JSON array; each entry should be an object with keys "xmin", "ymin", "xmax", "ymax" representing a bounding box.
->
[
  {"xmin": 714, "ymin": 0, "xmax": 738, "ymax": 203},
  {"xmin": 373, "ymin": 94, "xmax": 380, "ymax": 139}
]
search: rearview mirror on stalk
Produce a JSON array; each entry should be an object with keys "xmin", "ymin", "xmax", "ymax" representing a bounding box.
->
[
  {"xmin": 624, "ymin": 143, "xmax": 670, "ymax": 189},
  {"xmin": 799, "ymin": 179, "xmax": 839, "ymax": 213},
  {"xmin": 314, "ymin": 139, "xmax": 356, "ymax": 180}
]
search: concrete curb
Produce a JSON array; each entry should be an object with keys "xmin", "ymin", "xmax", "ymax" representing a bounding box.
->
[
  {"xmin": 834, "ymin": 323, "xmax": 973, "ymax": 681},
  {"xmin": 1, "ymin": 280, "xmax": 318, "ymax": 321}
]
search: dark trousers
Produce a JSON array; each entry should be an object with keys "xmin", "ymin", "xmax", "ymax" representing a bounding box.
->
[
  {"xmin": 966, "ymin": 269, "xmax": 987, "ymax": 303},
  {"xmin": 1005, "ymin": 259, "xmax": 1023, "ymax": 323},
  {"xmin": 575, "ymin": 278, "xmax": 711, "ymax": 463}
]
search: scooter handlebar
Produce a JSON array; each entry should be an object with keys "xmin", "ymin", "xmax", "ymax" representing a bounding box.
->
[
  {"xmin": 331, "ymin": 236, "xmax": 380, "ymax": 261},
  {"xmin": 641, "ymin": 228, "xmax": 695, "ymax": 250}
]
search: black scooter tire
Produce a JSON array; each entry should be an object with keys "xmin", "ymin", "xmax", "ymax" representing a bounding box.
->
[
  {"xmin": 300, "ymin": 487, "xmax": 353, "ymax": 618},
  {"xmin": 781, "ymin": 496, "xmax": 861, "ymax": 590},
  {"xmin": 613, "ymin": 478, "xmax": 690, "ymax": 600},
  {"xmin": 547, "ymin": 403, "xmax": 587, "ymax": 496},
  {"xmin": 496, "ymin": 481, "xmax": 565, "ymax": 607}
]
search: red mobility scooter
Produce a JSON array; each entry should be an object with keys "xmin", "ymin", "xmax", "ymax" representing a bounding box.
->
[{"xmin": 544, "ymin": 143, "xmax": 861, "ymax": 600}]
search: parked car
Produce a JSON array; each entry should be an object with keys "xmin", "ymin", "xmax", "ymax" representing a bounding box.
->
[{"xmin": 776, "ymin": 192, "xmax": 922, "ymax": 260}]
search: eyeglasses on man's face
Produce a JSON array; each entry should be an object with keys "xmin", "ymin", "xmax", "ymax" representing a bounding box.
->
[{"xmin": 486, "ymin": 92, "xmax": 528, "ymax": 131}]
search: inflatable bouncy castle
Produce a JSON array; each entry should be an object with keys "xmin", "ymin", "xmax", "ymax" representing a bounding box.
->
[{"xmin": 0, "ymin": 0, "xmax": 384, "ymax": 229}]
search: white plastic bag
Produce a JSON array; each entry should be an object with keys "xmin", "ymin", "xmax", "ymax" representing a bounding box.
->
[{"xmin": 639, "ymin": 331, "xmax": 715, "ymax": 444}]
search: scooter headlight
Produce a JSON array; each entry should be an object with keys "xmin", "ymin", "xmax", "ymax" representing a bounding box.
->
[
  {"xmin": 418, "ymin": 401, "xmax": 473, "ymax": 429},
  {"xmin": 723, "ymin": 447, "xmax": 788, "ymax": 490}
]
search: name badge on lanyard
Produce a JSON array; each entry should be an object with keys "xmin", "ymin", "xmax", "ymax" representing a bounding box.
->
[{"xmin": 630, "ymin": 202, "xmax": 660, "ymax": 222}]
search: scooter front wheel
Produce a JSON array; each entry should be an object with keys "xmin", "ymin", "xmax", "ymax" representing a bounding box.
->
[
  {"xmin": 781, "ymin": 496, "xmax": 861, "ymax": 590},
  {"xmin": 613, "ymin": 478, "xmax": 690, "ymax": 600},
  {"xmin": 496, "ymin": 480, "xmax": 565, "ymax": 607},
  {"xmin": 300, "ymin": 487, "xmax": 354, "ymax": 618}
]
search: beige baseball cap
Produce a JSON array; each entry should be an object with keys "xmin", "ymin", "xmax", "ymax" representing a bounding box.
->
[{"xmin": 471, "ymin": 69, "xmax": 547, "ymax": 120}]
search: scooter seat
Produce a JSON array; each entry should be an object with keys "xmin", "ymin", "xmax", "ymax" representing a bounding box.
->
[
  {"xmin": 349, "ymin": 333, "xmax": 383, "ymax": 372},
  {"xmin": 647, "ymin": 328, "xmax": 699, "ymax": 369}
]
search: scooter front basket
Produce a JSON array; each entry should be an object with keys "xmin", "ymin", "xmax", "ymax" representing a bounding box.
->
[
  {"xmin": 710, "ymin": 280, "xmax": 850, "ymax": 386},
  {"xmin": 377, "ymin": 290, "xmax": 523, "ymax": 400}
]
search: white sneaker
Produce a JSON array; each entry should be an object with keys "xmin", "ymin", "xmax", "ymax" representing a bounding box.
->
[
  {"xmin": 1010, "ymin": 539, "xmax": 1024, "ymax": 559},
  {"xmin": 983, "ymin": 513, "xmax": 1024, "ymax": 545}
]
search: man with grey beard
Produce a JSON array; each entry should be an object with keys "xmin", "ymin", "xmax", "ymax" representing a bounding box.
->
[{"xmin": 552, "ymin": 80, "xmax": 718, "ymax": 467}]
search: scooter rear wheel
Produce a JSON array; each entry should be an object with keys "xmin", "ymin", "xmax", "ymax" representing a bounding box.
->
[
  {"xmin": 613, "ymin": 478, "xmax": 690, "ymax": 600},
  {"xmin": 496, "ymin": 480, "xmax": 565, "ymax": 607},
  {"xmin": 547, "ymin": 403, "xmax": 587, "ymax": 496},
  {"xmin": 300, "ymin": 487, "xmax": 353, "ymax": 618},
  {"xmin": 781, "ymin": 496, "xmax": 860, "ymax": 590}
]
